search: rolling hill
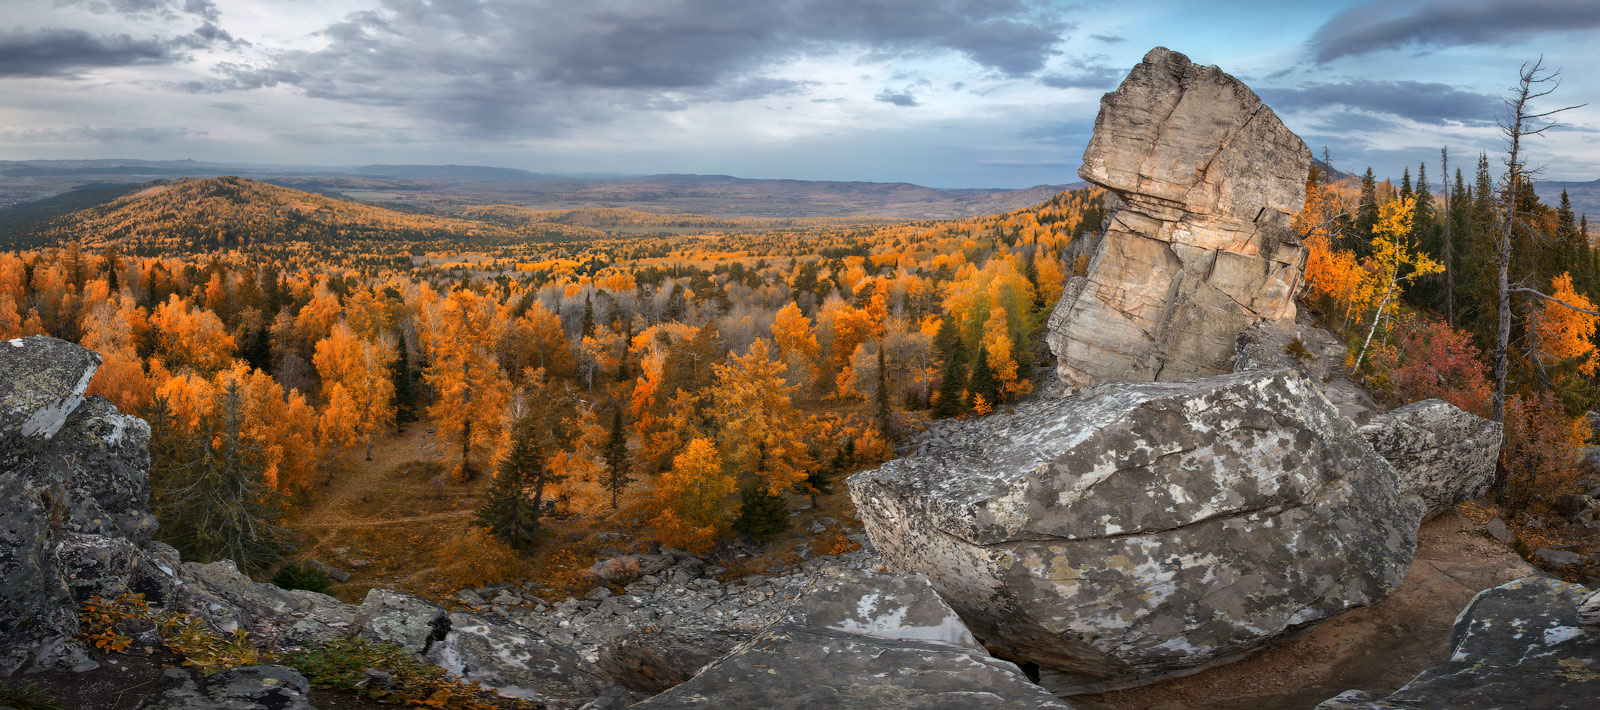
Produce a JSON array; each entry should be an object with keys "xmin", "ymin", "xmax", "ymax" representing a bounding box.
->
[{"xmin": 1535, "ymin": 178, "xmax": 1600, "ymax": 220}]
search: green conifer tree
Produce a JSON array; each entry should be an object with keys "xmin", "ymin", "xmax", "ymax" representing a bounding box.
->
[
  {"xmin": 603, "ymin": 406, "xmax": 632, "ymax": 510},
  {"xmin": 966, "ymin": 345, "xmax": 999, "ymax": 410},
  {"xmin": 475, "ymin": 416, "xmax": 549, "ymax": 551}
]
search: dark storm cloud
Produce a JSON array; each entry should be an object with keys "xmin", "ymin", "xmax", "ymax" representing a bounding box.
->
[
  {"xmin": 875, "ymin": 89, "xmax": 919, "ymax": 107},
  {"xmin": 1306, "ymin": 110, "xmax": 1405, "ymax": 134},
  {"xmin": 203, "ymin": 0, "xmax": 1070, "ymax": 136},
  {"xmin": 0, "ymin": 28, "xmax": 179, "ymax": 77},
  {"xmin": 1308, "ymin": 0, "xmax": 1600, "ymax": 63},
  {"xmin": 1259, "ymin": 79, "xmax": 1499, "ymax": 126}
]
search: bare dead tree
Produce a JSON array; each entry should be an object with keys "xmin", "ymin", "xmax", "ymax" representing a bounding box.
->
[{"xmin": 1491, "ymin": 57, "xmax": 1587, "ymax": 425}]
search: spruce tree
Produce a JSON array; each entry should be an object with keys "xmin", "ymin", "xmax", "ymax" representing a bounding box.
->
[
  {"xmin": 966, "ymin": 345, "xmax": 999, "ymax": 410},
  {"xmin": 932, "ymin": 316, "xmax": 967, "ymax": 419},
  {"xmin": 152, "ymin": 382, "xmax": 288, "ymax": 572},
  {"xmin": 581, "ymin": 294, "xmax": 595, "ymax": 337},
  {"xmin": 603, "ymin": 406, "xmax": 632, "ymax": 510},
  {"xmin": 733, "ymin": 486, "xmax": 790, "ymax": 541},
  {"xmin": 1355, "ymin": 168, "xmax": 1380, "ymax": 247},
  {"xmin": 475, "ymin": 416, "xmax": 549, "ymax": 551},
  {"xmin": 873, "ymin": 344, "xmax": 892, "ymax": 438},
  {"xmin": 391, "ymin": 340, "xmax": 417, "ymax": 428},
  {"xmin": 1400, "ymin": 167, "xmax": 1413, "ymax": 200}
]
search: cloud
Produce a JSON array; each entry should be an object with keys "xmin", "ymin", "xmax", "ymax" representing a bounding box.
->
[
  {"xmin": 0, "ymin": 28, "xmax": 180, "ymax": 77},
  {"xmin": 1037, "ymin": 54, "xmax": 1120, "ymax": 89},
  {"xmin": 190, "ymin": 0, "xmax": 1069, "ymax": 136},
  {"xmin": 875, "ymin": 89, "xmax": 919, "ymax": 107},
  {"xmin": 0, "ymin": 124, "xmax": 204, "ymax": 142},
  {"xmin": 1308, "ymin": 0, "xmax": 1600, "ymax": 63},
  {"xmin": 1089, "ymin": 33, "xmax": 1124, "ymax": 43},
  {"xmin": 1259, "ymin": 79, "xmax": 1499, "ymax": 125},
  {"xmin": 54, "ymin": 0, "xmax": 219, "ymax": 22}
]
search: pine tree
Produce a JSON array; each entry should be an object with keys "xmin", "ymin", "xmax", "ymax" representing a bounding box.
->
[
  {"xmin": 932, "ymin": 315, "xmax": 967, "ymax": 419},
  {"xmin": 603, "ymin": 405, "xmax": 632, "ymax": 510},
  {"xmin": 966, "ymin": 344, "xmax": 999, "ymax": 410},
  {"xmin": 1400, "ymin": 167, "xmax": 1413, "ymax": 200},
  {"xmin": 581, "ymin": 294, "xmax": 595, "ymax": 337},
  {"xmin": 391, "ymin": 338, "xmax": 417, "ymax": 428},
  {"xmin": 475, "ymin": 415, "xmax": 549, "ymax": 551}
]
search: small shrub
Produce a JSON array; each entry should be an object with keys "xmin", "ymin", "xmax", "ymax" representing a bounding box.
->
[
  {"xmin": 283, "ymin": 637, "xmax": 529, "ymax": 709},
  {"xmin": 78, "ymin": 593, "xmax": 266, "ymax": 674},
  {"xmin": 0, "ymin": 681, "xmax": 65, "ymax": 710},
  {"xmin": 1282, "ymin": 337, "xmax": 1313, "ymax": 365},
  {"xmin": 271, "ymin": 561, "xmax": 334, "ymax": 594}
]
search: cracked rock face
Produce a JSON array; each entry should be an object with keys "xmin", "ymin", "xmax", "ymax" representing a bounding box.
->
[
  {"xmin": 136, "ymin": 665, "xmax": 315, "ymax": 710},
  {"xmin": 848, "ymin": 368, "xmax": 1425, "ymax": 695},
  {"xmin": 425, "ymin": 611, "xmax": 632, "ymax": 709},
  {"xmin": 1318, "ymin": 577, "xmax": 1599, "ymax": 709},
  {"xmin": 1048, "ymin": 47, "xmax": 1312, "ymax": 390},
  {"xmin": 631, "ymin": 625, "xmax": 1074, "ymax": 710},
  {"xmin": 1358, "ymin": 399, "xmax": 1503, "ymax": 519}
]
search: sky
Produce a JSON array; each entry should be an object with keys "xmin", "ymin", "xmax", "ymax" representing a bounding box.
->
[{"xmin": 0, "ymin": 0, "xmax": 1597, "ymax": 188}]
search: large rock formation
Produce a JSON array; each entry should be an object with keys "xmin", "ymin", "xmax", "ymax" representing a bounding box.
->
[
  {"xmin": 1048, "ymin": 47, "xmax": 1312, "ymax": 390},
  {"xmin": 1318, "ymin": 577, "xmax": 1599, "ymax": 709},
  {"xmin": 848, "ymin": 368, "xmax": 1426, "ymax": 694}
]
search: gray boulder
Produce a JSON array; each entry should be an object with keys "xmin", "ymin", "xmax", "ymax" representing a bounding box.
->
[
  {"xmin": 355, "ymin": 588, "xmax": 450, "ymax": 657},
  {"xmin": 1580, "ymin": 589, "xmax": 1600, "ymax": 626},
  {"xmin": 1359, "ymin": 399, "xmax": 1503, "ymax": 519},
  {"xmin": 849, "ymin": 368, "xmax": 1425, "ymax": 695},
  {"xmin": 1317, "ymin": 577, "xmax": 1599, "ymax": 709},
  {"xmin": 0, "ymin": 335, "xmax": 100, "ymax": 442},
  {"xmin": 136, "ymin": 665, "xmax": 314, "ymax": 710},
  {"xmin": 630, "ymin": 625, "xmax": 1073, "ymax": 710},
  {"xmin": 1233, "ymin": 319, "xmax": 1379, "ymax": 424},
  {"xmin": 171, "ymin": 559, "xmax": 355, "ymax": 647},
  {"xmin": 425, "ymin": 611, "xmax": 630, "ymax": 709}
]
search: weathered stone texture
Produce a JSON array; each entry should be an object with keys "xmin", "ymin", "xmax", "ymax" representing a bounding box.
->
[
  {"xmin": 1318, "ymin": 577, "xmax": 1600, "ymax": 709},
  {"xmin": 1359, "ymin": 399, "xmax": 1503, "ymax": 519},
  {"xmin": 849, "ymin": 368, "xmax": 1425, "ymax": 694},
  {"xmin": 1047, "ymin": 47, "xmax": 1312, "ymax": 390}
]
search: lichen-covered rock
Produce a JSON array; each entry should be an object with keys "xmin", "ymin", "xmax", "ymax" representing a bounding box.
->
[
  {"xmin": 787, "ymin": 569, "xmax": 980, "ymax": 650},
  {"xmin": 1047, "ymin": 48, "xmax": 1312, "ymax": 390},
  {"xmin": 631, "ymin": 625, "xmax": 1074, "ymax": 710},
  {"xmin": 1359, "ymin": 400, "xmax": 1503, "ymax": 519},
  {"xmin": 39, "ymin": 395, "xmax": 157, "ymax": 543},
  {"xmin": 848, "ymin": 368, "xmax": 1425, "ymax": 694},
  {"xmin": 0, "ymin": 337, "xmax": 103, "ymax": 676},
  {"xmin": 1317, "ymin": 577, "xmax": 1600, "ymax": 709},
  {"xmin": 1233, "ymin": 319, "xmax": 1378, "ymax": 424},
  {"xmin": 355, "ymin": 588, "xmax": 450, "ymax": 657},
  {"xmin": 136, "ymin": 665, "xmax": 314, "ymax": 710},
  {"xmin": 1580, "ymin": 589, "xmax": 1600, "ymax": 625},
  {"xmin": 425, "ymin": 611, "xmax": 630, "ymax": 709},
  {"xmin": 172, "ymin": 559, "xmax": 355, "ymax": 647}
]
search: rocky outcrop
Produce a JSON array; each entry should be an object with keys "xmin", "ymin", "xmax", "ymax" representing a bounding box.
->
[
  {"xmin": 2, "ymin": 337, "xmax": 117, "ymax": 675},
  {"xmin": 136, "ymin": 665, "xmax": 315, "ymax": 710},
  {"xmin": 1318, "ymin": 577, "xmax": 1599, "ymax": 709},
  {"xmin": 355, "ymin": 588, "xmax": 450, "ymax": 658},
  {"xmin": 1047, "ymin": 47, "xmax": 1312, "ymax": 390},
  {"xmin": 849, "ymin": 368, "xmax": 1426, "ymax": 695},
  {"xmin": 632, "ymin": 566, "xmax": 1073, "ymax": 710},
  {"xmin": 632, "ymin": 625, "xmax": 1074, "ymax": 710},
  {"xmin": 1233, "ymin": 318, "xmax": 1378, "ymax": 423},
  {"xmin": 597, "ymin": 627, "xmax": 747, "ymax": 695},
  {"xmin": 424, "ymin": 611, "xmax": 634, "ymax": 709},
  {"xmin": 1581, "ymin": 589, "xmax": 1600, "ymax": 625},
  {"xmin": 1359, "ymin": 399, "xmax": 1503, "ymax": 519}
]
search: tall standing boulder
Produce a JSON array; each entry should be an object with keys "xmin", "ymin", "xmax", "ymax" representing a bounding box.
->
[
  {"xmin": 1047, "ymin": 47, "xmax": 1312, "ymax": 390},
  {"xmin": 848, "ymin": 368, "xmax": 1426, "ymax": 695},
  {"xmin": 1358, "ymin": 399, "xmax": 1503, "ymax": 519}
]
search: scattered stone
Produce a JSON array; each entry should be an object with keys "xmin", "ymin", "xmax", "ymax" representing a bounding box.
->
[
  {"xmin": 1580, "ymin": 590, "xmax": 1600, "ymax": 626},
  {"xmin": 1316, "ymin": 577, "xmax": 1598, "ymax": 709},
  {"xmin": 1535, "ymin": 547, "xmax": 1586, "ymax": 568},
  {"xmin": 355, "ymin": 588, "xmax": 450, "ymax": 657},
  {"xmin": 850, "ymin": 368, "xmax": 1425, "ymax": 695},
  {"xmin": 630, "ymin": 625, "xmax": 1074, "ymax": 710},
  {"xmin": 589, "ymin": 554, "xmax": 675, "ymax": 584},
  {"xmin": 1358, "ymin": 399, "xmax": 1503, "ymax": 519},
  {"xmin": 135, "ymin": 665, "xmax": 314, "ymax": 710},
  {"xmin": 1047, "ymin": 48, "xmax": 1311, "ymax": 390},
  {"xmin": 308, "ymin": 558, "xmax": 352, "ymax": 583},
  {"xmin": 1486, "ymin": 517, "xmax": 1515, "ymax": 546}
]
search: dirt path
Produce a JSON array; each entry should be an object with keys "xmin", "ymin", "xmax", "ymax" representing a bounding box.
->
[
  {"xmin": 293, "ymin": 509, "xmax": 473, "ymax": 529},
  {"xmin": 1071, "ymin": 510, "xmax": 1538, "ymax": 710}
]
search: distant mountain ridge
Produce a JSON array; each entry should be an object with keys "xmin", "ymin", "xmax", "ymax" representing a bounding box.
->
[{"xmin": 1534, "ymin": 178, "xmax": 1600, "ymax": 221}]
